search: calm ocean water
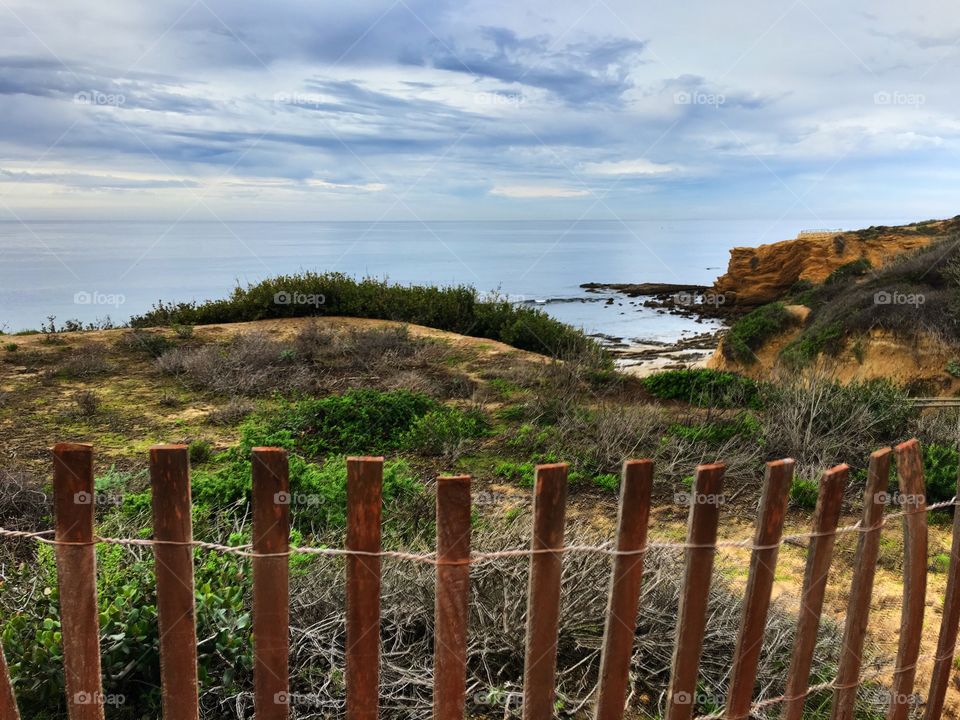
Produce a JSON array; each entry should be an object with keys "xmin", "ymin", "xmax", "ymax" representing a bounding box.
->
[{"xmin": 0, "ymin": 219, "xmax": 882, "ymax": 342}]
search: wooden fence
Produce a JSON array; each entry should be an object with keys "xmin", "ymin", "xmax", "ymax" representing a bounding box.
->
[{"xmin": 1, "ymin": 438, "xmax": 958, "ymax": 720}]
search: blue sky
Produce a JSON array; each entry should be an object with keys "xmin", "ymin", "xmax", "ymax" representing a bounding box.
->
[{"xmin": 0, "ymin": 0, "xmax": 958, "ymax": 222}]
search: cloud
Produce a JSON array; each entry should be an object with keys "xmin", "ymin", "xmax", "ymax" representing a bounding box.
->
[
  {"xmin": 581, "ymin": 158, "xmax": 683, "ymax": 176},
  {"xmin": 424, "ymin": 27, "xmax": 646, "ymax": 105},
  {"xmin": 0, "ymin": 1, "xmax": 957, "ymax": 220},
  {"xmin": 490, "ymin": 184, "xmax": 590, "ymax": 199}
]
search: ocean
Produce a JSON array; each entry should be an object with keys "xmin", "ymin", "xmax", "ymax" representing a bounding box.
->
[{"xmin": 0, "ymin": 219, "xmax": 879, "ymax": 343}]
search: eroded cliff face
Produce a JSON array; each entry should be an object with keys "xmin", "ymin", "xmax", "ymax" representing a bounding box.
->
[
  {"xmin": 712, "ymin": 219, "xmax": 960, "ymax": 306},
  {"xmin": 709, "ymin": 326, "xmax": 960, "ymax": 395}
]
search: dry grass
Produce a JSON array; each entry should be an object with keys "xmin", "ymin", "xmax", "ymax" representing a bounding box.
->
[{"xmin": 155, "ymin": 324, "xmax": 474, "ymax": 400}]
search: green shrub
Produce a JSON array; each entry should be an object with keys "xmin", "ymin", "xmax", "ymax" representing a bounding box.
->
[
  {"xmin": 3, "ymin": 342, "xmax": 17, "ymax": 352},
  {"xmin": 780, "ymin": 321, "xmax": 844, "ymax": 367},
  {"xmin": 824, "ymin": 258, "xmax": 872, "ymax": 285},
  {"xmin": 189, "ymin": 439, "xmax": 213, "ymax": 464},
  {"xmin": 932, "ymin": 552, "xmax": 951, "ymax": 573},
  {"xmin": 947, "ymin": 359, "xmax": 960, "ymax": 378},
  {"xmin": 496, "ymin": 404, "xmax": 526, "ymax": 422},
  {"xmin": 790, "ymin": 478, "xmax": 820, "ymax": 510},
  {"xmin": 3, "ymin": 541, "xmax": 254, "ymax": 719},
  {"xmin": 118, "ymin": 330, "xmax": 172, "ymax": 358},
  {"xmin": 642, "ymin": 369, "xmax": 760, "ymax": 408},
  {"xmin": 592, "ymin": 473, "xmax": 619, "ymax": 491},
  {"xmin": 668, "ymin": 413, "xmax": 762, "ymax": 446},
  {"xmin": 171, "ymin": 323, "xmax": 194, "ymax": 339},
  {"xmin": 129, "ymin": 273, "xmax": 599, "ymax": 358},
  {"xmin": 400, "ymin": 406, "xmax": 489, "ymax": 457},
  {"xmin": 723, "ymin": 303, "xmax": 795, "ymax": 364},
  {"xmin": 494, "ymin": 460, "xmax": 537, "ymax": 488},
  {"xmin": 260, "ymin": 389, "xmax": 437, "ymax": 457},
  {"xmin": 922, "ymin": 443, "xmax": 958, "ymax": 505}
]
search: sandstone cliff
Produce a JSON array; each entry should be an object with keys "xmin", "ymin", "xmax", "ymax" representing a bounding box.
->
[{"xmin": 712, "ymin": 218, "xmax": 960, "ymax": 306}]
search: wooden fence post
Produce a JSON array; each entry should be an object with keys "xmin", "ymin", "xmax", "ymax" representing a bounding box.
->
[
  {"xmin": 433, "ymin": 475, "xmax": 472, "ymax": 720},
  {"xmin": 52, "ymin": 442, "xmax": 105, "ymax": 720},
  {"xmin": 150, "ymin": 445, "xmax": 199, "ymax": 720},
  {"xmin": 252, "ymin": 448, "xmax": 290, "ymax": 720},
  {"xmin": 0, "ymin": 644, "xmax": 20, "ymax": 720},
  {"xmin": 831, "ymin": 448, "xmax": 891, "ymax": 720},
  {"xmin": 594, "ymin": 460, "xmax": 654, "ymax": 720},
  {"xmin": 782, "ymin": 464, "xmax": 848, "ymax": 720},
  {"xmin": 522, "ymin": 463, "xmax": 568, "ymax": 720},
  {"xmin": 346, "ymin": 457, "xmax": 383, "ymax": 720},
  {"xmin": 664, "ymin": 462, "xmax": 725, "ymax": 720},
  {"xmin": 925, "ymin": 462, "xmax": 960, "ymax": 720},
  {"xmin": 725, "ymin": 458, "xmax": 793, "ymax": 719},
  {"xmin": 886, "ymin": 439, "xmax": 927, "ymax": 720}
]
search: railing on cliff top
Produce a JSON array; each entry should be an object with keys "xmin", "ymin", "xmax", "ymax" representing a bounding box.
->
[{"xmin": 0, "ymin": 439, "xmax": 958, "ymax": 720}]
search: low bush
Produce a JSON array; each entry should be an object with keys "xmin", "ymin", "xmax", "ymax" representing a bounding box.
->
[
  {"xmin": 130, "ymin": 273, "xmax": 599, "ymax": 358},
  {"xmin": 667, "ymin": 413, "xmax": 762, "ymax": 447},
  {"xmin": 399, "ymin": 406, "xmax": 490, "ymax": 459},
  {"xmin": 723, "ymin": 303, "xmax": 796, "ymax": 364},
  {"xmin": 494, "ymin": 460, "xmax": 537, "ymax": 487},
  {"xmin": 189, "ymin": 439, "xmax": 213, "ymax": 465},
  {"xmin": 117, "ymin": 330, "xmax": 172, "ymax": 358},
  {"xmin": 592, "ymin": 473, "xmax": 619, "ymax": 491},
  {"xmin": 824, "ymin": 258, "xmax": 872, "ymax": 285},
  {"xmin": 3, "ymin": 541, "xmax": 254, "ymax": 719},
  {"xmin": 206, "ymin": 398, "xmax": 256, "ymax": 425},
  {"xmin": 60, "ymin": 344, "xmax": 111, "ymax": 378},
  {"xmin": 780, "ymin": 321, "xmax": 844, "ymax": 367},
  {"xmin": 922, "ymin": 443, "xmax": 958, "ymax": 505},
  {"xmin": 932, "ymin": 553, "xmax": 951, "ymax": 573},
  {"xmin": 789, "ymin": 478, "xmax": 820, "ymax": 510},
  {"xmin": 72, "ymin": 390, "xmax": 100, "ymax": 417},
  {"xmin": 762, "ymin": 369, "xmax": 915, "ymax": 475},
  {"xmin": 642, "ymin": 369, "xmax": 760, "ymax": 408},
  {"xmin": 261, "ymin": 389, "xmax": 436, "ymax": 457}
]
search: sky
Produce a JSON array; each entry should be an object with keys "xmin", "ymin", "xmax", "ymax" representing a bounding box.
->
[{"xmin": 0, "ymin": 0, "xmax": 958, "ymax": 222}]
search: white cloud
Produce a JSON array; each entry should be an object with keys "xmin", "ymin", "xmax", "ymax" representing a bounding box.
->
[
  {"xmin": 581, "ymin": 158, "xmax": 683, "ymax": 176},
  {"xmin": 489, "ymin": 184, "xmax": 591, "ymax": 199}
]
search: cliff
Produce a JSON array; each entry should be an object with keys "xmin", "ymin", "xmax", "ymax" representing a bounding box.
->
[{"xmin": 712, "ymin": 218, "xmax": 960, "ymax": 306}]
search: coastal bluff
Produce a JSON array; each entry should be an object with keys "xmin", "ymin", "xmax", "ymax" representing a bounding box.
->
[{"xmin": 711, "ymin": 218, "xmax": 960, "ymax": 306}]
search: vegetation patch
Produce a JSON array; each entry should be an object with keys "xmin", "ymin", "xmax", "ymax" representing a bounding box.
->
[
  {"xmin": 642, "ymin": 368, "xmax": 760, "ymax": 408},
  {"xmin": 779, "ymin": 236, "xmax": 960, "ymax": 367},
  {"xmin": 131, "ymin": 272, "xmax": 600, "ymax": 358},
  {"xmin": 722, "ymin": 302, "xmax": 796, "ymax": 364},
  {"xmin": 921, "ymin": 443, "xmax": 958, "ymax": 505}
]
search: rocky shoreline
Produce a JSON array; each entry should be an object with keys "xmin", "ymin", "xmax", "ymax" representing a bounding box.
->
[{"xmin": 580, "ymin": 282, "xmax": 727, "ymax": 376}]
